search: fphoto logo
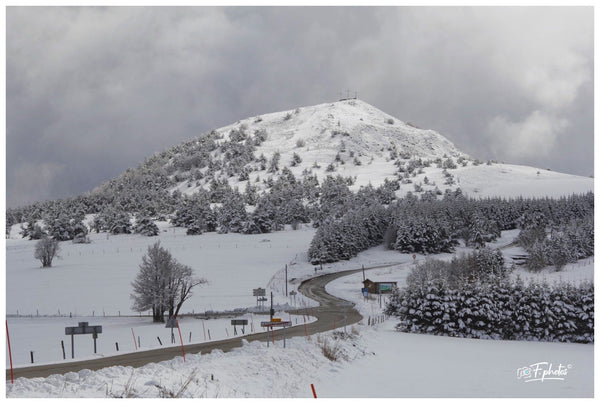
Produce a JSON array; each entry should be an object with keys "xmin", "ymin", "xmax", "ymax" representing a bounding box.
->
[{"xmin": 516, "ymin": 362, "xmax": 572, "ymax": 383}]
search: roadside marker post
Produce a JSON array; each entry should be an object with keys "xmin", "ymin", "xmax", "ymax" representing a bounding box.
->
[
  {"xmin": 176, "ymin": 318, "xmax": 185, "ymax": 362},
  {"xmin": 6, "ymin": 320, "xmax": 14, "ymax": 384},
  {"xmin": 131, "ymin": 328, "xmax": 138, "ymax": 350}
]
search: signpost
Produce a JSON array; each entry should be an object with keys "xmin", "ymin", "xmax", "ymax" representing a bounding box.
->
[
  {"xmin": 289, "ymin": 290, "xmax": 297, "ymax": 306},
  {"xmin": 261, "ymin": 320, "xmax": 292, "ymax": 348},
  {"xmin": 257, "ymin": 296, "xmax": 267, "ymax": 310},
  {"xmin": 231, "ymin": 319, "xmax": 248, "ymax": 334},
  {"xmin": 165, "ymin": 316, "xmax": 177, "ymax": 343},
  {"xmin": 253, "ymin": 287, "xmax": 266, "ymax": 309},
  {"xmin": 65, "ymin": 322, "xmax": 102, "ymax": 358}
]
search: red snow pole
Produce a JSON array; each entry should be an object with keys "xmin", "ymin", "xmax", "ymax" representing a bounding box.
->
[
  {"xmin": 311, "ymin": 383, "xmax": 317, "ymax": 398},
  {"xmin": 176, "ymin": 318, "xmax": 185, "ymax": 362},
  {"xmin": 131, "ymin": 328, "xmax": 138, "ymax": 350},
  {"xmin": 6, "ymin": 320, "xmax": 14, "ymax": 384}
]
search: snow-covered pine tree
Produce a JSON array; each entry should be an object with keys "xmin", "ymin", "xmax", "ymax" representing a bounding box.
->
[
  {"xmin": 135, "ymin": 216, "xmax": 159, "ymax": 236},
  {"xmin": 268, "ymin": 151, "xmax": 281, "ymax": 173},
  {"xmin": 216, "ymin": 191, "xmax": 247, "ymax": 233},
  {"xmin": 109, "ymin": 211, "xmax": 132, "ymax": 235}
]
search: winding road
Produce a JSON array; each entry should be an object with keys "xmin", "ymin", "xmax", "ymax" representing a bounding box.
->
[{"xmin": 6, "ymin": 266, "xmax": 375, "ymax": 380}]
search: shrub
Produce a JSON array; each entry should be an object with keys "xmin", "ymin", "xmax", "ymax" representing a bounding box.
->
[
  {"xmin": 386, "ymin": 279, "xmax": 593, "ymax": 343},
  {"xmin": 34, "ymin": 237, "xmax": 61, "ymax": 268},
  {"xmin": 317, "ymin": 335, "xmax": 345, "ymax": 361}
]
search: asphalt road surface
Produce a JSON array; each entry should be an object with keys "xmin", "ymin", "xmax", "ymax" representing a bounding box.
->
[{"xmin": 6, "ymin": 266, "xmax": 381, "ymax": 380}]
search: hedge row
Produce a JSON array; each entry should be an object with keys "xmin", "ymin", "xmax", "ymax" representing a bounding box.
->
[{"xmin": 385, "ymin": 280, "xmax": 593, "ymax": 343}]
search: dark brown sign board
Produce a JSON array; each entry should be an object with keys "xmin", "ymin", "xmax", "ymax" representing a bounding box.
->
[
  {"xmin": 64, "ymin": 322, "xmax": 102, "ymax": 358},
  {"xmin": 231, "ymin": 319, "xmax": 249, "ymax": 326},
  {"xmin": 65, "ymin": 322, "xmax": 102, "ymax": 336}
]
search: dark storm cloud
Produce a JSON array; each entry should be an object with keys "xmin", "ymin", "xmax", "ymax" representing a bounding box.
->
[{"xmin": 6, "ymin": 6, "xmax": 594, "ymax": 207}]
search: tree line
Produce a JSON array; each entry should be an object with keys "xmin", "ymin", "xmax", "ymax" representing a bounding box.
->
[
  {"xmin": 385, "ymin": 250, "xmax": 594, "ymax": 343},
  {"xmin": 308, "ymin": 191, "xmax": 594, "ymax": 267}
]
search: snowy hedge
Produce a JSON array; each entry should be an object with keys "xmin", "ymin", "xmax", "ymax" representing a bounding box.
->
[{"xmin": 385, "ymin": 279, "xmax": 594, "ymax": 343}]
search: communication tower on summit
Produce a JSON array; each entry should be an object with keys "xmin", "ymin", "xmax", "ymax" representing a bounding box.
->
[{"xmin": 339, "ymin": 89, "xmax": 358, "ymax": 101}]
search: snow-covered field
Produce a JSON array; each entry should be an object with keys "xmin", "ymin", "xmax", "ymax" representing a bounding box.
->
[
  {"xmin": 4, "ymin": 150, "xmax": 595, "ymax": 398},
  {"xmin": 6, "ymin": 242, "xmax": 594, "ymax": 398},
  {"xmin": 6, "ymin": 222, "xmax": 316, "ymax": 316}
]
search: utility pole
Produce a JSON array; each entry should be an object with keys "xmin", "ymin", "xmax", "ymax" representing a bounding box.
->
[
  {"xmin": 285, "ymin": 264, "xmax": 288, "ymax": 297},
  {"xmin": 270, "ymin": 291, "xmax": 274, "ymax": 321}
]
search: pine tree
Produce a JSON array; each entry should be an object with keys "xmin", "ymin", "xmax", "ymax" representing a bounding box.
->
[
  {"xmin": 217, "ymin": 191, "xmax": 247, "ymax": 233},
  {"xmin": 135, "ymin": 216, "xmax": 159, "ymax": 236}
]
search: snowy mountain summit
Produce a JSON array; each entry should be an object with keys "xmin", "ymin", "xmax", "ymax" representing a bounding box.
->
[
  {"xmin": 165, "ymin": 98, "xmax": 470, "ymax": 197},
  {"xmin": 161, "ymin": 98, "xmax": 591, "ymax": 199},
  {"xmin": 225, "ymin": 98, "xmax": 467, "ymax": 169}
]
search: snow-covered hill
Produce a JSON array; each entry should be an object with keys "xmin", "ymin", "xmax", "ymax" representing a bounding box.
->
[{"xmin": 159, "ymin": 98, "xmax": 592, "ymax": 199}]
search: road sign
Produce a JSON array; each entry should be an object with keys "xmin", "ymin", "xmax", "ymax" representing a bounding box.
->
[
  {"xmin": 231, "ymin": 319, "xmax": 248, "ymax": 326},
  {"xmin": 261, "ymin": 321, "xmax": 292, "ymax": 327},
  {"xmin": 253, "ymin": 288, "xmax": 266, "ymax": 297},
  {"xmin": 165, "ymin": 317, "xmax": 177, "ymax": 328},
  {"xmin": 65, "ymin": 322, "xmax": 102, "ymax": 336},
  {"xmin": 65, "ymin": 322, "xmax": 102, "ymax": 358},
  {"xmin": 361, "ymin": 287, "xmax": 369, "ymax": 297}
]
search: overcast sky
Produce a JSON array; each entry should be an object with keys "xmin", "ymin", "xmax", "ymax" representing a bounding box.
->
[{"xmin": 6, "ymin": 6, "xmax": 594, "ymax": 207}]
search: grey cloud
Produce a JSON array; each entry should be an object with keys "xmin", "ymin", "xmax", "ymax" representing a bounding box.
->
[{"xmin": 6, "ymin": 6, "xmax": 593, "ymax": 207}]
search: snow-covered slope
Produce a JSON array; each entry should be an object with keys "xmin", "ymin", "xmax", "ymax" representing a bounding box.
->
[
  {"xmin": 166, "ymin": 99, "xmax": 469, "ymax": 194},
  {"xmin": 451, "ymin": 164, "xmax": 594, "ymax": 198},
  {"xmin": 223, "ymin": 99, "xmax": 464, "ymax": 172},
  {"xmin": 163, "ymin": 98, "xmax": 592, "ymax": 199}
]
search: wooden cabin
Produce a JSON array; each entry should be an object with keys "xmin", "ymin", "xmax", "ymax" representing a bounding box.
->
[{"xmin": 362, "ymin": 279, "xmax": 397, "ymax": 295}]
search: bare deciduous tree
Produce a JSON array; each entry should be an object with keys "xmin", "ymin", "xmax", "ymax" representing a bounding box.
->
[
  {"xmin": 34, "ymin": 237, "xmax": 60, "ymax": 268},
  {"xmin": 130, "ymin": 241, "xmax": 206, "ymax": 323}
]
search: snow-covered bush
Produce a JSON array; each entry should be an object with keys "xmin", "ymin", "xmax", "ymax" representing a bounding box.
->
[
  {"xmin": 290, "ymin": 152, "xmax": 302, "ymax": 167},
  {"xmin": 386, "ymin": 279, "xmax": 594, "ymax": 343},
  {"xmin": 20, "ymin": 220, "xmax": 46, "ymax": 240},
  {"xmin": 34, "ymin": 237, "xmax": 61, "ymax": 268}
]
